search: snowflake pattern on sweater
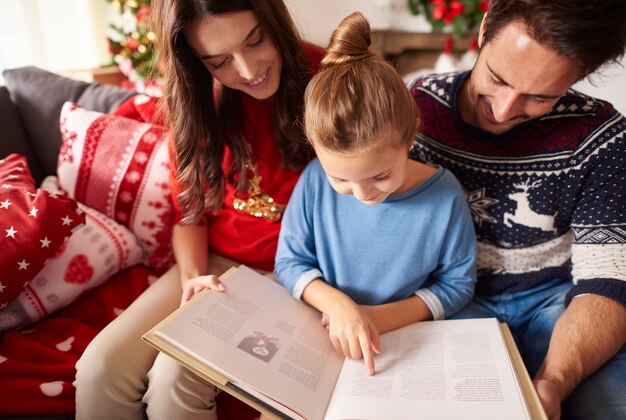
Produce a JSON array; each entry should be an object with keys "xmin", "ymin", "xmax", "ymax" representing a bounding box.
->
[{"xmin": 409, "ymin": 71, "xmax": 626, "ymax": 306}]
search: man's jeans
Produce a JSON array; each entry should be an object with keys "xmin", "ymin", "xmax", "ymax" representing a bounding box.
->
[{"xmin": 450, "ymin": 278, "xmax": 626, "ymax": 420}]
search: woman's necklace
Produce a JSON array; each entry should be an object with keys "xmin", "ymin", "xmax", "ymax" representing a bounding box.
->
[{"xmin": 233, "ymin": 161, "xmax": 285, "ymax": 222}]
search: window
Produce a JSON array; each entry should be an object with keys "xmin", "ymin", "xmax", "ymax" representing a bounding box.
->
[{"xmin": 0, "ymin": 0, "xmax": 109, "ymax": 84}]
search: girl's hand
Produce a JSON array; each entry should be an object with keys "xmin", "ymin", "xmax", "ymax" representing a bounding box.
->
[
  {"xmin": 325, "ymin": 306, "xmax": 383, "ymax": 332},
  {"xmin": 180, "ymin": 275, "xmax": 226, "ymax": 306},
  {"xmin": 324, "ymin": 298, "xmax": 382, "ymax": 375}
]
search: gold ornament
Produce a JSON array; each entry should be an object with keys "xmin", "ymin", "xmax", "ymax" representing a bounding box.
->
[{"xmin": 233, "ymin": 161, "xmax": 285, "ymax": 222}]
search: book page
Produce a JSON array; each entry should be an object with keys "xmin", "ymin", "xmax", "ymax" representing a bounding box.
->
[
  {"xmin": 324, "ymin": 318, "xmax": 531, "ymax": 420},
  {"xmin": 155, "ymin": 266, "xmax": 344, "ymax": 420}
]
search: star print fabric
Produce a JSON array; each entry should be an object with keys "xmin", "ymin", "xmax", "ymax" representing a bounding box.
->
[
  {"xmin": 0, "ymin": 197, "xmax": 143, "ymax": 332},
  {"xmin": 0, "ymin": 154, "xmax": 85, "ymax": 308}
]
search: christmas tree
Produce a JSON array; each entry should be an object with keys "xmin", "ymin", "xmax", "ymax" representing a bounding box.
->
[{"xmin": 106, "ymin": 0, "xmax": 161, "ymax": 90}]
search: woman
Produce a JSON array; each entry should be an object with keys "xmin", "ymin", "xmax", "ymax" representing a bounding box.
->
[{"xmin": 74, "ymin": 1, "xmax": 324, "ymax": 419}]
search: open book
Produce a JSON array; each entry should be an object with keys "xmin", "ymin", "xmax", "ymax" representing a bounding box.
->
[{"xmin": 143, "ymin": 265, "xmax": 546, "ymax": 420}]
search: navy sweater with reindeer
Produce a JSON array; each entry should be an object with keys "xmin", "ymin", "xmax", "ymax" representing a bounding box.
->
[{"xmin": 409, "ymin": 71, "xmax": 626, "ymax": 307}]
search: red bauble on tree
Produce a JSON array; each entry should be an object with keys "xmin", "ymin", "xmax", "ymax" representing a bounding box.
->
[{"xmin": 408, "ymin": 0, "xmax": 489, "ymax": 36}]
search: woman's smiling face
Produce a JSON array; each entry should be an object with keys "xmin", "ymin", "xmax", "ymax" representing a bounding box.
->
[{"xmin": 184, "ymin": 10, "xmax": 282, "ymax": 100}]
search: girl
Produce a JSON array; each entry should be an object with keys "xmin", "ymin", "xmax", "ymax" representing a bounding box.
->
[
  {"xmin": 75, "ymin": 1, "xmax": 324, "ymax": 419},
  {"xmin": 274, "ymin": 12, "xmax": 477, "ymax": 376}
]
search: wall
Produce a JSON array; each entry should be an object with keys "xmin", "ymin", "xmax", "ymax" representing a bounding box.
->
[
  {"xmin": 574, "ymin": 58, "xmax": 626, "ymax": 115},
  {"xmin": 285, "ymin": 0, "xmax": 429, "ymax": 46}
]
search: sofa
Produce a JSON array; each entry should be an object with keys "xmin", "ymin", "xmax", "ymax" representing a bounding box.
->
[{"xmin": 0, "ymin": 67, "xmax": 258, "ymax": 419}]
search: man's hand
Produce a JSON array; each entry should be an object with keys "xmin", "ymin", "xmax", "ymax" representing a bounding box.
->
[
  {"xmin": 533, "ymin": 377, "xmax": 562, "ymax": 420},
  {"xmin": 533, "ymin": 294, "xmax": 626, "ymax": 420},
  {"xmin": 180, "ymin": 275, "xmax": 226, "ymax": 306}
]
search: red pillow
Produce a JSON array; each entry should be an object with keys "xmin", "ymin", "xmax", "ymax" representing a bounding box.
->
[
  {"xmin": 112, "ymin": 93, "xmax": 163, "ymax": 125},
  {"xmin": 0, "ymin": 154, "xmax": 85, "ymax": 308},
  {"xmin": 0, "ymin": 179, "xmax": 144, "ymax": 332}
]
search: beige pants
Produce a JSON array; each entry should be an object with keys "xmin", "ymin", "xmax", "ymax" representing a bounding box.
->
[{"xmin": 74, "ymin": 255, "xmax": 259, "ymax": 420}]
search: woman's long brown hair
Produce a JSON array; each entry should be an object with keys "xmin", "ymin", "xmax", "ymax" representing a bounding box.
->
[{"xmin": 151, "ymin": 0, "xmax": 311, "ymax": 224}]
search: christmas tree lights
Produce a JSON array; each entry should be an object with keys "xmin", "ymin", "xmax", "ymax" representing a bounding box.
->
[{"xmin": 106, "ymin": 0, "xmax": 161, "ymax": 88}]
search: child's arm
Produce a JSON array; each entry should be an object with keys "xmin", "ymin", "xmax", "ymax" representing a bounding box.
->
[
  {"xmin": 321, "ymin": 296, "xmax": 433, "ymax": 334},
  {"xmin": 275, "ymin": 162, "xmax": 322, "ymax": 296},
  {"xmin": 275, "ymin": 162, "xmax": 380, "ymax": 375},
  {"xmin": 359, "ymin": 295, "xmax": 433, "ymax": 333},
  {"xmin": 173, "ymin": 224, "xmax": 226, "ymax": 306},
  {"xmin": 418, "ymin": 188, "xmax": 477, "ymax": 319},
  {"xmin": 302, "ymin": 279, "xmax": 381, "ymax": 376},
  {"xmin": 332, "ymin": 180, "xmax": 477, "ymax": 332}
]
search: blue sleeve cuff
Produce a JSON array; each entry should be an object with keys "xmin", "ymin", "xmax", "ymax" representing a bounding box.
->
[
  {"xmin": 415, "ymin": 289, "xmax": 444, "ymax": 320},
  {"xmin": 565, "ymin": 279, "xmax": 626, "ymax": 307},
  {"xmin": 292, "ymin": 269, "xmax": 324, "ymax": 301}
]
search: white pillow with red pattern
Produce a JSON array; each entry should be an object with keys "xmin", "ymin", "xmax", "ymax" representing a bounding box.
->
[{"xmin": 57, "ymin": 102, "xmax": 174, "ymax": 272}]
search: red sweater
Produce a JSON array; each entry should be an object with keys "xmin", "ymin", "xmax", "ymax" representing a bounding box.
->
[{"xmin": 170, "ymin": 44, "xmax": 325, "ymax": 271}]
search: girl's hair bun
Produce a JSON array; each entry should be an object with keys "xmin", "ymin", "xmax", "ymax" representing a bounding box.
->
[{"xmin": 322, "ymin": 12, "xmax": 373, "ymax": 67}]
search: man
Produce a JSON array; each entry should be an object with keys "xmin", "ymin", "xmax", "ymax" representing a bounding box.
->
[{"xmin": 409, "ymin": 1, "xmax": 626, "ymax": 419}]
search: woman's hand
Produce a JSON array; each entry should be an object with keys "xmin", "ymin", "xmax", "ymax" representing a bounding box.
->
[
  {"xmin": 180, "ymin": 275, "xmax": 226, "ymax": 306},
  {"xmin": 323, "ymin": 296, "xmax": 382, "ymax": 376}
]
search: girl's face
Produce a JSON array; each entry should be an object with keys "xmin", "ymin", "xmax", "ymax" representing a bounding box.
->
[
  {"xmin": 314, "ymin": 133, "xmax": 413, "ymax": 206},
  {"xmin": 184, "ymin": 10, "xmax": 283, "ymax": 101}
]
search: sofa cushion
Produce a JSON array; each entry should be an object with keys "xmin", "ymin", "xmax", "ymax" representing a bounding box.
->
[
  {"xmin": 0, "ymin": 86, "xmax": 44, "ymax": 183},
  {"xmin": 2, "ymin": 66, "xmax": 136, "ymax": 178},
  {"xmin": 0, "ymin": 178, "xmax": 144, "ymax": 333},
  {"xmin": 0, "ymin": 154, "xmax": 85, "ymax": 309},
  {"xmin": 57, "ymin": 102, "xmax": 174, "ymax": 272}
]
